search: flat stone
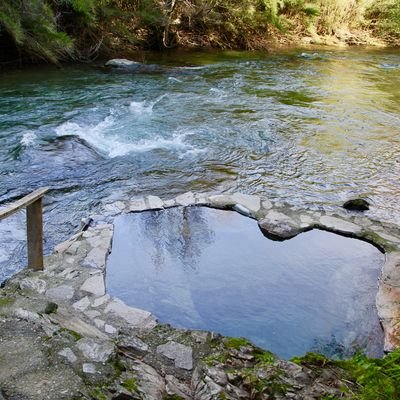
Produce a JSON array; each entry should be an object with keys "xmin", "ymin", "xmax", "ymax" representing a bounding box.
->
[
  {"xmin": 104, "ymin": 299, "xmax": 157, "ymax": 329},
  {"xmin": 195, "ymin": 193, "xmax": 209, "ymax": 205},
  {"xmin": 58, "ymin": 348, "xmax": 77, "ymax": 363},
  {"xmin": 77, "ymin": 338, "xmax": 114, "ymax": 362},
  {"xmin": 208, "ymin": 194, "xmax": 235, "ymax": 208},
  {"xmin": 146, "ymin": 195, "xmax": 164, "ymax": 209},
  {"xmin": 128, "ymin": 198, "xmax": 147, "ymax": 212},
  {"xmin": 231, "ymin": 193, "xmax": 261, "ymax": 213},
  {"xmin": 19, "ymin": 277, "xmax": 47, "ymax": 294},
  {"xmin": 94, "ymin": 318, "xmax": 105, "ymax": 329},
  {"xmin": 51, "ymin": 314, "xmax": 108, "ymax": 340},
  {"xmin": 82, "ymin": 247, "xmax": 108, "ymax": 270},
  {"xmin": 80, "ymin": 273, "xmax": 105, "ymax": 296},
  {"xmin": 319, "ymin": 215, "xmax": 361, "ymax": 234},
  {"xmin": 92, "ymin": 294, "xmax": 110, "ymax": 308},
  {"xmin": 82, "ymin": 363, "xmax": 97, "ymax": 374},
  {"xmin": 175, "ymin": 192, "xmax": 195, "ymax": 206},
  {"xmin": 300, "ymin": 214, "xmax": 314, "ymax": 225},
  {"xmin": 104, "ymin": 324, "xmax": 117, "ymax": 335},
  {"xmin": 72, "ymin": 296, "xmax": 91, "ymax": 312},
  {"xmin": 163, "ymin": 199, "xmax": 176, "ymax": 207},
  {"xmin": 156, "ymin": 341, "xmax": 193, "ymax": 370},
  {"xmin": 85, "ymin": 310, "xmax": 102, "ymax": 320},
  {"xmin": 103, "ymin": 202, "xmax": 123, "ymax": 216},
  {"xmin": 46, "ymin": 285, "xmax": 75, "ymax": 300},
  {"xmin": 380, "ymin": 232, "xmax": 400, "ymax": 244}
]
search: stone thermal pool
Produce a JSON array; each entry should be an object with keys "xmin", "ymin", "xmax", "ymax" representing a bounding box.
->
[{"xmin": 106, "ymin": 206, "xmax": 384, "ymax": 359}]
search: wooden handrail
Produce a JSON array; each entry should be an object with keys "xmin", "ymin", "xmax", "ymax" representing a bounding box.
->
[{"xmin": 0, "ymin": 188, "xmax": 48, "ymax": 271}]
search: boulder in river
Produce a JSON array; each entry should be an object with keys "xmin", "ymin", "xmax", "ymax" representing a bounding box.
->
[
  {"xmin": 343, "ymin": 198, "xmax": 370, "ymax": 211},
  {"xmin": 104, "ymin": 58, "xmax": 141, "ymax": 68}
]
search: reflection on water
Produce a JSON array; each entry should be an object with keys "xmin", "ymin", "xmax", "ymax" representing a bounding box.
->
[
  {"xmin": 107, "ymin": 206, "xmax": 385, "ymax": 359},
  {"xmin": 1, "ymin": 48, "xmax": 400, "ymax": 281}
]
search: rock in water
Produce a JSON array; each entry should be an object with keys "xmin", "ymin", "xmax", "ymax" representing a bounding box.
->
[
  {"xmin": 343, "ymin": 198, "xmax": 370, "ymax": 211},
  {"xmin": 104, "ymin": 59, "xmax": 141, "ymax": 68}
]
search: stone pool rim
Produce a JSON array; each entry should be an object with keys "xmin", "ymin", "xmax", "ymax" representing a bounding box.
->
[
  {"xmin": 99, "ymin": 191, "xmax": 400, "ymax": 352},
  {"xmin": 2, "ymin": 191, "xmax": 400, "ymax": 398}
]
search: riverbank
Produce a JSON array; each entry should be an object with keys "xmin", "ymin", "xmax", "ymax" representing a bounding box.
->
[
  {"xmin": 1, "ymin": 192, "xmax": 400, "ymax": 399},
  {"xmin": 1, "ymin": 0, "xmax": 399, "ymax": 67}
]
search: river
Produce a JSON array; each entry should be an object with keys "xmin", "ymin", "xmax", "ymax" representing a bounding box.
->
[{"xmin": 0, "ymin": 48, "xmax": 399, "ymax": 281}]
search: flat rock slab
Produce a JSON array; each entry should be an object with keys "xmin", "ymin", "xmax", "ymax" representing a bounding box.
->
[
  {"xmin": 104, "ymin": 299, "xmax": 157, "ymax": 329},
  {"xmin": 80, "ymin": 273, "xmax": 105, "ymax": 296},
  {"xmin": 176, "ymin": 192, "xmax": 195, "ymax": 206},
  {"xmin": 319, "ymin": 216, "xmax": 361, "ymax": 234},
  {"xmin": 157, "ymin": 341, "xmax": 193, "ymax": 370},
  {"xmin": 77, "ymin": 338, "xmax": 114, "ymax": 362},
  {"xmin": 46, "ymin": 285, "xmax": 75, "ymax": 300}
]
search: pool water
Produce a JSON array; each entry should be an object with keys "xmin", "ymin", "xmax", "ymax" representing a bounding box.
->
[{"xmin": 107, "ymin": 206, "xmax": 384, "ymax": 359}]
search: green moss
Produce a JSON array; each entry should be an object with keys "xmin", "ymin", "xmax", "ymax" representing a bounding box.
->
[
  {"xmin": 112, "ymin": 357, "xmax": 126, "ymax": 377},
  {"xmin": 121, "ymin": 377, "xmax": 138, "ymax": 393},
  {"xmin": 291, "ymin": 352, "xmax": 331, "ymax": 367},
  {"xmin": 253, "ymin": 349, "xmax": 275, "ymax": 364},
  {"xmin": 293, "ymin": 350, "xmax": 400, "ymax": 399},
  {"xmin": 225, "ymin": 337, "xmax": 252, "ymax": 350},
  {"xmin": 203, "ymin": 352, "xmax": 228, "ymax": 366},
  {"xmin": 164, "ymin": 395, "xmax": 186, "ymax": 400},
  {"xmin": 0, "ymin": 296, "xmax": 14, "ymax": 307},
  {"xmin": 60, "ymin": 328, "xmax": 82, "ymax": 341},
  {"xmin": 87, "ymin": 387, "xmax": 108, "ymax": 400}
]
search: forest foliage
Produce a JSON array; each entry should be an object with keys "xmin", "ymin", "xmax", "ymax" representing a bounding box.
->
[{"xmin": 0, "ymin": 0, "xmax": 399, "ymax": 64}]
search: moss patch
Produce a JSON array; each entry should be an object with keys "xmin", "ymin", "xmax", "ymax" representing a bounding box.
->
[{"xmin": 121, "ymin": 377, "xmax": 138, "ymax": 393}]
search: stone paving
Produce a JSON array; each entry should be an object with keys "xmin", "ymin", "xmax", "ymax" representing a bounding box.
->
[{"xmin": 1, "ymin": 192, "xmax": 400, "ymax": 399}]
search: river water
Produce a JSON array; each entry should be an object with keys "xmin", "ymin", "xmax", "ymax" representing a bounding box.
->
[{"xmin": 0, "ymin": 48, "xmax": 399, "ymax": 280}]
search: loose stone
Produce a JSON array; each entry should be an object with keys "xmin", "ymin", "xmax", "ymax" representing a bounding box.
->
[
  {"xmin": 156, "ymin": 341, "xmax": 193, "ymax": 370},
  {"xmin": 58, "ymin": 348, "xmax": 78, "ymax": 363}
]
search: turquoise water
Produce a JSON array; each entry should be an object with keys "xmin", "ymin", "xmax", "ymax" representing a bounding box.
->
[
  {"xmin": 107, "ymin": 207, "xmax": 384, "ymax": 359},
  {"xmin": 0, "ymin": 48, "xmax": 399, "ymax": 280}
]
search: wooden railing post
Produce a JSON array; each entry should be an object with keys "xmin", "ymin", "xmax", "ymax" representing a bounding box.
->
[
  {"xmin": 0, "ymin": 188, "xmax": 48, "ymax": 271},
  {"xmin": 26, "ymin": 197, "xmax": 44, "ymax": 271}
]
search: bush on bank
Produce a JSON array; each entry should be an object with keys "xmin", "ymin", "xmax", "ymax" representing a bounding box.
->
[{"xmin": 1, "ymin": 1, "xmax": 399, "ymax": 64}]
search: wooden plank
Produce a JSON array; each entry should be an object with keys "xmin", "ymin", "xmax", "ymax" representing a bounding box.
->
[
  {"xmin": 0, "ymin": 188, "xmax": 48, "ymax": 221},
  {"xmin": 26, "ymin": 198, "xmax": 44, "ymax": 271}
]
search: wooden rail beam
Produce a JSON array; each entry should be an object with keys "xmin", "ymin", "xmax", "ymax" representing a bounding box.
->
[{"xmin": 0, "ymin": 188, "xmax": 48, "ymax": 270}]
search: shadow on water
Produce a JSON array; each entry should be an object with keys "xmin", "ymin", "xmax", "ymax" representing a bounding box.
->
[{"xmin": 107, "ymin": 206, "xmax": 385, "ymax": 360}]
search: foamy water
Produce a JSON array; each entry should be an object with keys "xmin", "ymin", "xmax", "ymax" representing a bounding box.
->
[
  {"xmin": 20, "ymin": 131, "xmax": 37, "ymax": 146},
  {"xmin": 55, "ymin": 95, "xmax": 203, "ymax": 158}
]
